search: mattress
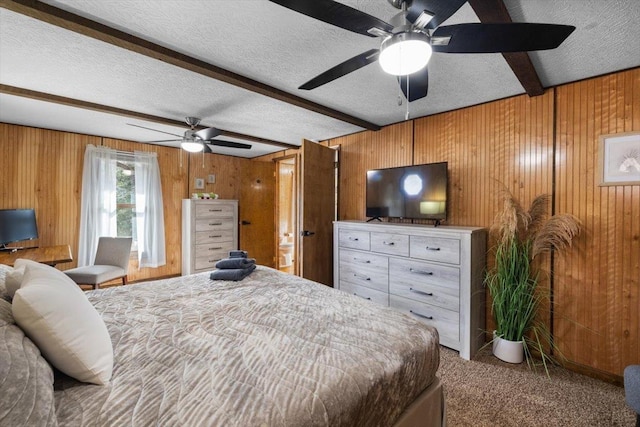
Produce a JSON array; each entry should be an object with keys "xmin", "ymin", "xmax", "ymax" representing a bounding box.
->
[{"xmin": 54, "ymin": 266, "xmax": 440, "ymax": 426}]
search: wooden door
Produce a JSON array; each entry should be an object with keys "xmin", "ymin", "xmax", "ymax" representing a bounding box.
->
[
  {"xmin": 240, "ymin": 161, "xmax": 276, "ymax": 267},
  {"xmin": 299, "ymin": 140, "xmax": 335, "ymax": 286}
]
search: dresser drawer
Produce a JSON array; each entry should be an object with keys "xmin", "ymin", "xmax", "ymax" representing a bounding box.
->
[
  {"xmin": 338, "ymin": 229, "xmax": 370, "ymax": 250},
  {"xmin": 340, "ymin": 249, "xmax": 388, "ymax": 271},
  {"xmin": 195, "ymin": 229, "xmax": 235, "ymax": 245},
  {"xmin": 389, "ymin": 257, "xmax": 460, "ymax": 302},
  {"xmin": 194, "ymin": 248, "xmax": 229, "ymax": 270},
  {"xmin": 410, "ymin": 235, "xmax": 460, "ymax": 265},
  {"xmin": 195, "ymin": 202, "xmax": 236, "ymax": 218},
  {"xmin": 195, "ymin": 218, "xmax": 236, "ymax": 232},
  {"xmin": 339, "ymin": 261, "xmax": 388, "ymax": 293},
  {"xmin": 390, "ymin": 295, "xmax": 459, "ymax": 347},
  {"xmin": 340, "ymin": 281, "xmax": 389, "ymax": 306},
  {"xmin": 370, "ymin": 232, "xmax": 409, "ymax": 257}
]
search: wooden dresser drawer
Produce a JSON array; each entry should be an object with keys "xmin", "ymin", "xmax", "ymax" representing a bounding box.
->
[
  {"xmin": 340, "ymin": 281, "xmax": 389, "ymax": 306},
  {"xmin": 195, "ymin": 202, "xmax": 236, "ymax": 218},
  {"xmin": 194, "ymin": 248, "xmax": 229, "ymax": 270},
  {"xmin": 410, "ymin": 235, "xmax": 460, "ymax": 265},
  {"xmin": 389, "ymin": 257, "xmax": 460, "ymax": 301},
  {"xmin": 340, "ymin": 249, "xmax": 388, "ymax": 271},
  {"xmin": 195, "ymin": 218, "xmax": 236, "ymax": 232},
  {"xmin": 370, "ymin": 232, "xmax": 409, "ymax": 257},
  {"xmin": 390, "ymin": 295, "xmax": 459, "ymax": 347},
  {"xmin": 195, "ymin": 229, "xmax": 235, "ymax": 245},
  {"xmin": 339, "ymin": 261, "xmax": 388, "ymax": 293},
  {"xmin": 338, "ymin": 229, "xmax": 370, "ymax": 250}
]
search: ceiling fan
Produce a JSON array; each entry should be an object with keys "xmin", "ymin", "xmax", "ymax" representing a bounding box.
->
[
  {"xmin": 269, "ymin": 0, "xmax": 575, "ymax": 102},
  {"xmin": 128, "ymin": 117, "xmax": 251, "ymax": 152}
]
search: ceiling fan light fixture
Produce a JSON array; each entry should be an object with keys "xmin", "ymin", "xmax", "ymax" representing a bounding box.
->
[
  {"xmin": 181, "ymin": 140, "xmax": 204, "ymax": 153},
  {"xmin": 379, "ymin": 31, "xmax": 432, "ymax": 76}
]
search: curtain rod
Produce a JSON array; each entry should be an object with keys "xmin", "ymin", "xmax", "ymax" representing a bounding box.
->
[{"xmin": 90, "ymin": 143, "xmax": 157, "ymax": 158}]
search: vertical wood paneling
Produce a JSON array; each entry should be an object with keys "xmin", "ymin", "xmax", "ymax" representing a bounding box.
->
[
  {"xmin": 327, "ymin": 121, "xmax": 413, "ymax": 220},
  {"xmin": 325, "ymin": 70, "xmax": 639, "ymax": 377},
  {"xmin": 554, "ymin": 68, "xmax": 640, "ymax": 375},
  {"xmin": 0, "ymin": 124, "xmax": 96, "ymax": 270}
]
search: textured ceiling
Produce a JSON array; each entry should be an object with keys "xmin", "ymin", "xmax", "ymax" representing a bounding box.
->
[{"xmin": 0, "ymin": 0, "xmax": 639, "ymax": 158}]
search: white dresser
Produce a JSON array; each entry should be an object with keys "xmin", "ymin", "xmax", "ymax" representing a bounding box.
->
[
  {"xmin": 182, "ymin": 199, "xmax": 238, "ymax": 275},
  {"xmin": 333, "ymin": 220, "xmax": 487, "ymax": 360}
]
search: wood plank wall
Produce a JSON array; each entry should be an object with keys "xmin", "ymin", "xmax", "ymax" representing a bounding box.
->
[
  {"xmin": 0, "ymin": 125, "xmax": 256, "ymax": 282},
  {"xmin": 326, "ymin": 68, "xmax": 640, "ymax": 377}
]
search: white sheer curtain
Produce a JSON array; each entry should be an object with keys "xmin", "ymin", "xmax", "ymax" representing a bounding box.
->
[
  {"xmin": 78, "ymin": 145, "xmax": 118, "ymax": 267},
  {"xmin": 134, "ymin": 151, "xmax": 166, "ymax": 268},
  {"xmin": 78, "ymin": 145, "xmax": 166, "ymax": 269}
]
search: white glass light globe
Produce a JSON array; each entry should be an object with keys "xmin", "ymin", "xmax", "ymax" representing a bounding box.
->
[
  {"xmin": 181, "ymin": 141, "xmax": 204, "ymax": 153},
  {"xmin": 379, "ymin": 32, "xmax": 432, "ymax": 76}
]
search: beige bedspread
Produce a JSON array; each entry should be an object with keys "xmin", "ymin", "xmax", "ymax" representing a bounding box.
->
[{"xmin": 54, "ymin": 266, "xmax": 439, "ymax": 426}]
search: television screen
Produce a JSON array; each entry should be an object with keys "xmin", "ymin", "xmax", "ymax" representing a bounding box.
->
[
  {"xmin": 0, "ymin": 209, "xmax": 39, "ymax": 248},
  {"xmin": 366, "ymin": 162, "xmax": 448, "ymax": 221}
]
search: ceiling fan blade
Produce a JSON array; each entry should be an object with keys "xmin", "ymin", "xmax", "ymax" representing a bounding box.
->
[
  {"xmin": 145, "ymin": 139, "xmax": 182, "ymax": 143},
  {"xmin": 432, "ymin": 23, "xmax": 576, "ymax": 53},
  {"xmin": 127, "ymin": 123, "xmax": 183, "ymax": 138},
  {"xmin": 206, "ymin": 140, "xmax": 252, "ymax": 150},
  {"xmin": 397, "ymin": 66, "xmax": 429, "ymax": 102},
  {"xmin": 299, "ymin": 49, "xmax": 380, "ymax": 90},
  {"xmin": 194, "ymin": 127, "xmax": 222, "ymax": 141},
  {"xmin": 407, "ymin": 0, "xmax": 467, "ymax": 30},
  {"xmin": 269, "ymin": 0, "xmax": 393, "ymax": 37}
]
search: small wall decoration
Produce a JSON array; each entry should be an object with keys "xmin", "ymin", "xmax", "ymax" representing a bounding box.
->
[
  {"xmin": 599, "ymin": 132, "xmax": 640, "ymax": 186},
  {"xmin": 194, "ymin": 178, "xmax": 205, "ymax": 190}
]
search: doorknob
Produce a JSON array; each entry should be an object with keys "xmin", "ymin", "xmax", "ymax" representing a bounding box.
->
[
  {"xmin": 301, "ymin": 230, "xmax": 315, "ymax": 237},
  {"xmin": 241, "ymin": 220, "xmax": 251, "ymax": 225}
]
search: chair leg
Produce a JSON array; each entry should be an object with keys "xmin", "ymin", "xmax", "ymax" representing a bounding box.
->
[{"xmin": 122, "ymin": 276, "xmax": 128, "ymax": 286}]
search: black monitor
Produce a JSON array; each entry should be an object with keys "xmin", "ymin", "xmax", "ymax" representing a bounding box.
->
[{"xmin": 0, "ymin": 209, "xmax": 39, "ymax": 251}]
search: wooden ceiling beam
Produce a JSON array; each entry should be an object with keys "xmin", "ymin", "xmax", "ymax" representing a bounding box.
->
[
  {"xmin": 0, "ymin": 0, "xmax": 380, "ymax": 131},
  {"xmin": 468, "ymin": 0, "xmax": 545, "ymax": 97},
  {"xmin": 0, "ymin": 84, "xmax": 300, "ymax": 149}
]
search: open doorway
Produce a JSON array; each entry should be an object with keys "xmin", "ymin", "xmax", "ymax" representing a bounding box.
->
[{"xmin": 275, "ymin": 155, "xmax": 298, "ymax": 274}]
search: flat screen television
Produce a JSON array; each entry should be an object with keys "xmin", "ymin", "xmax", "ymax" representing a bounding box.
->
[
  {"xmin": 366, "ymin": 162, "xmax": 448, "ymax": 224},
  {"xmin": 0, "ymin": 209, "xmax": 39, "ymax": 250}
]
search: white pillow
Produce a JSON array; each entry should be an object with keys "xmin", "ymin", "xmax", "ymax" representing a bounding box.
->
[
  {"xmin": 12, "ymin": 263, "xmax": 114, "ymax": 385},
  {"xmin": 0, "ymin": 263, "xmax": 12, "ymax": 299},
  {"xmin": 5, "ymin": 266, "xmax": 25, "ymax": 298}
]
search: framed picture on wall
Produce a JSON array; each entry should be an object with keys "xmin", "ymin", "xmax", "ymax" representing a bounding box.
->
[{"xmin": 598, "ymin": 132, "xmax": 640, "ymax": 186}]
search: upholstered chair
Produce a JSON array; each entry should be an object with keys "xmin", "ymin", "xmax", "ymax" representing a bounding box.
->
[
  {"xmin": 64, "ymin": 237, "xmax": 133, "ymax": 289},
  {"xmin": 625, "ymin": 365, "xmax": 640, "ymax": 427}
]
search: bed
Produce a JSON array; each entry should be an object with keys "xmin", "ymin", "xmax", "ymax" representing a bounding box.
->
[{"xmin": 0, "ymin": 264, "xmax": 444, "ymax": 427}]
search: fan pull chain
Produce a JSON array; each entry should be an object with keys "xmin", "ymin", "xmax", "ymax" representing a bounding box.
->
[
  {"xmin": 202, "ymin": 149, "xmax": 205, "ymax": 168},
  {"xmin": 405, "ymin": 73, "xmax": 410, "ymax": 121}
]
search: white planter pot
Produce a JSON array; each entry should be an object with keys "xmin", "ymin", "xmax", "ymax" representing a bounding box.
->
[{"xmin": 492, "ymin": 332, "xmax": 524, "ymax": 364}]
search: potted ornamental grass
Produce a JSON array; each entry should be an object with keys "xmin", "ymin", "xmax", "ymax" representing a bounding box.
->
[{"xmin": 485, "ymin": 186, "xmax": 581, "ymax": 371}]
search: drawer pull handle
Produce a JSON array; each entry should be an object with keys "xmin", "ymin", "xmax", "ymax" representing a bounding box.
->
[
  {"xmin": 383, "ymin": 241, "xmax": 395, "ymax": 246},
  {"xmin": 208, "ymin": 259, "xmax": 222, "ymax": 263},
  {"xmin": 209, "ymin": 209, "xmax": 223, "ymax": 212},
  {"xmin": 209, "ymin": 222, "xmax": 223, "ymax": 226},
  {"xmin": 353, "ymin": 273, "xmax": 371, "ymax": 281},
  {"xmin": 209, "ymin": 247, "xmax": 223, "ymax": 250},
  {"xmin": 409, "ymin": 268, "xmax": 433, "ymax": 276},
  {"xmin": 353, "ymin": 257, "xmax": 371, "ymax": 264},
  {"xmin": 410, "ymin": 310, "xmax": 433, "ymax": 320},
  {"xmin": 354, "ymin": 293, "xmax": 371, "ymax": 301},
  {"xmin": 409, "ymin": 288, "xmax": 433, "ymax": 296},
  {"xmin": 209, "ymin": 235, "xmax": 222, "ymax": 238},
  {"xmin": 348, "ymin": 237, "xmax": 359, "ymax": 241},
  {"xmin": 425, "ymin": 246, "xmax": 441, "ymax": 251}
]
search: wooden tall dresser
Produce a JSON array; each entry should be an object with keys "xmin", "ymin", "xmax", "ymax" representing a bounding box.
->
[{"xmin": 182, "ymin": 199, "xmax": 238, "ymax": 275}]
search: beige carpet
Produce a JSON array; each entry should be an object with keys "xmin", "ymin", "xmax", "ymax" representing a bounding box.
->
[{"xmin": 439, "ymin": 346, "xmax": 636, "ymax": 426}]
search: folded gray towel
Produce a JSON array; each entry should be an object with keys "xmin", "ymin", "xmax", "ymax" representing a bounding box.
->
[
  {"xmin": 210, "ymin": 264, "xmax": 256, "ymax": 281},
  {"xmin": 215, "ymin": 257, "xmax": 256, "ymax": 269},
  {"xmin": 229, "ymin": 250, "xmax": 248, "ymax": 258}
]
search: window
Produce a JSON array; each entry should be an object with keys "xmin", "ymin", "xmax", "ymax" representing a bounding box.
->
[{"xmin": 116, "ymin": 161, "xmax": 137, "ymax": 252}]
